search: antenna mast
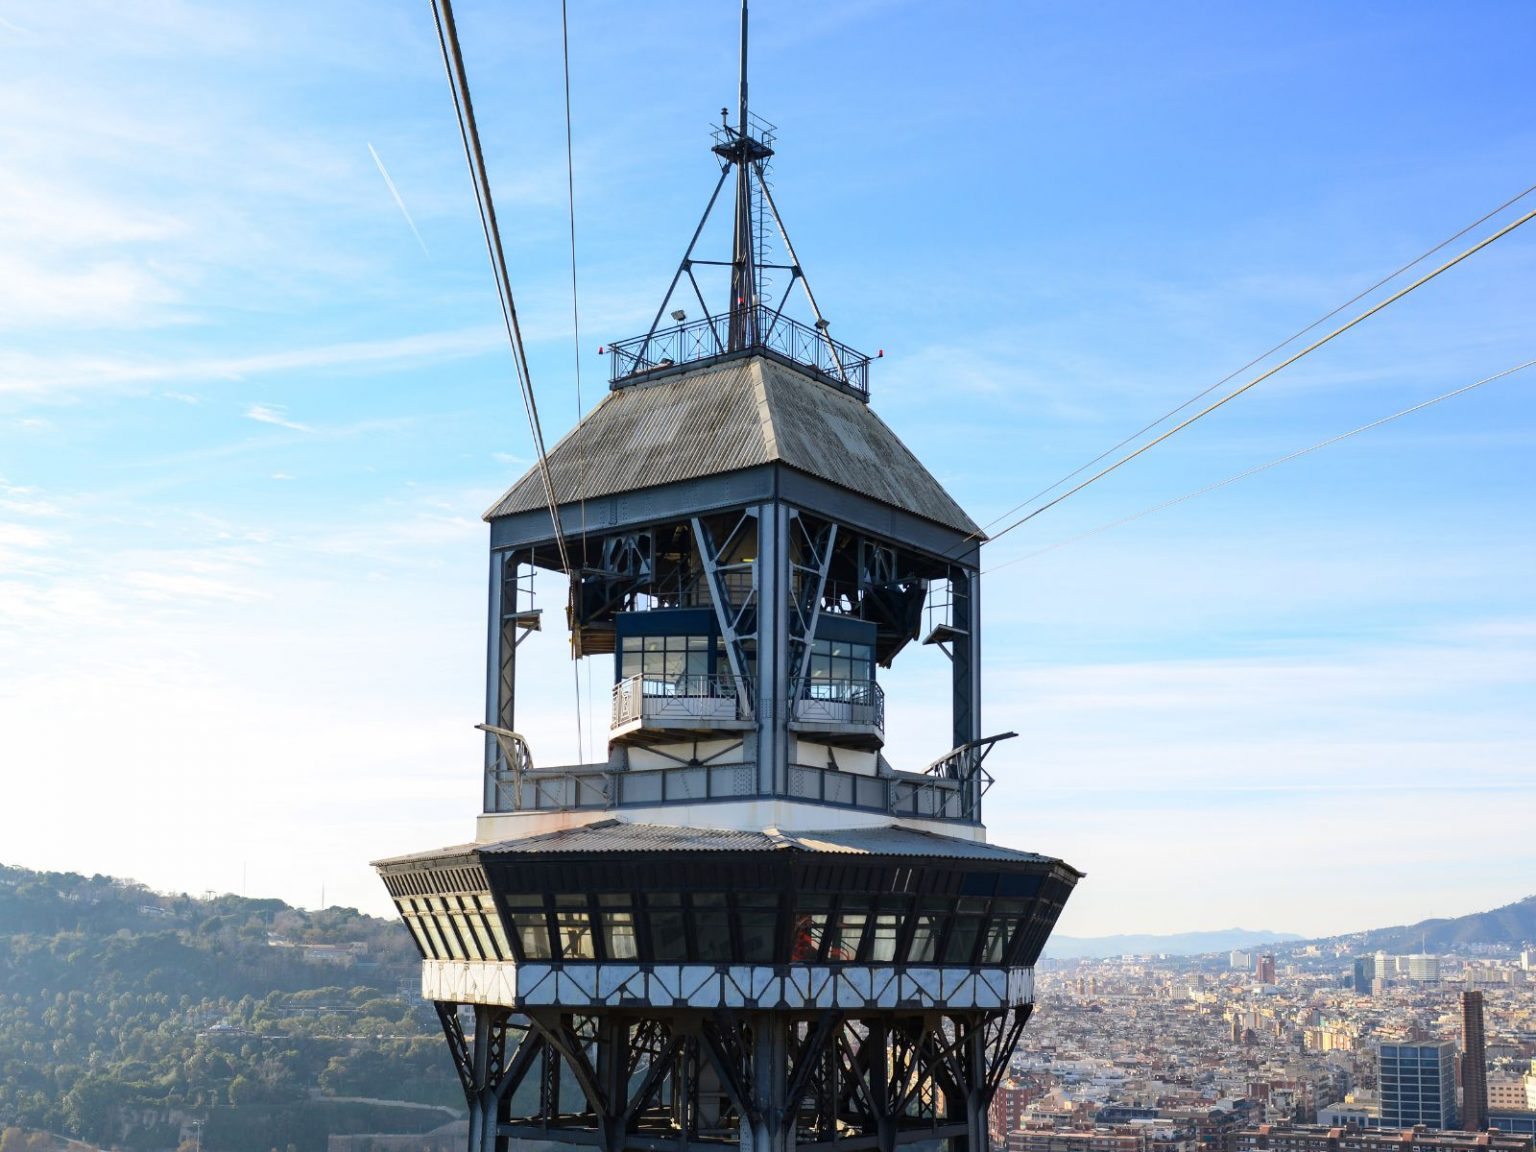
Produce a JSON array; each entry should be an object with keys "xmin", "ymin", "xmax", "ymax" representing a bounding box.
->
[{"xmin": 728, "ymin": 0, "xmax": 758, "ymax": 351}]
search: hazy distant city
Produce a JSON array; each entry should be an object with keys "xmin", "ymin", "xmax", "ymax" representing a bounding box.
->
[{"xmin": 995, "ymin": 926, "xmax": 1536, "ymax": 1152}]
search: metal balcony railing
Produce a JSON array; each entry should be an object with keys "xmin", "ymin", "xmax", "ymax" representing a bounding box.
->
[
  {"xmin": 606, "ymin": 308, "xmax": 872, "ymax": 399},
  {"xmin": 611, "ymin": 673, "xmax": 752, "ymax": 731},
  {"xmin": 791, "ymin": 679, "xmax": 885, "ymax": 734}
]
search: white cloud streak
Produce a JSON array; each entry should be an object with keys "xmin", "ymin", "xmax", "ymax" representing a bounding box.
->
[{"xmin": 368, "ymin": 142, "xmax": 429, "ymax": 257}]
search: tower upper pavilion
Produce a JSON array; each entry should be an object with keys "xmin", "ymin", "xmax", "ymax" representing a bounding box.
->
[{"xmin": 375, "ymin": 7, "xmax": 1080, "ymax": 1151}]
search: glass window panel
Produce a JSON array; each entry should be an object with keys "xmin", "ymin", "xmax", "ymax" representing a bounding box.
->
[
  {"xmin": 513, "ymin": 914, "xmax": 552, "ymax": 960},
  {"xmin": 622, "ymin": 652, "xmax": 641, "ymax": 679},
  {"xmin": 738, "ymin": 894, "xmax": 778, "ymax": 963},
  {"xmin": 663, "ymin": 652, "xmax": 685, "ymax": 679},
  {"xmin": 396, "ymin": 908, "xmax": 432, "ymax": 958},
  {"xmin": 643, "ymin": 636, "xmax": 664, "ymax": 652},
  {"xmin": 555, "ymin": 907, "xmax": 595, "ymax": 960},
  {"xmin": 869, "ymin": 913, "xmax": 902, "ymax": 962},
  {"xmin": 827, "ymin": 912, "xmax": 867, "ymax": 962},
  {"xmin": 475, "ymin": 894, "xmax": 513, "ymax": 957},
  {"xmin": 645, "ymin": 894, "xmax": 687, "ymax": 961},
  {"xmin": 982, "ymin": 917, "xmax": 1019, "ymax": 963},
  {"xmin": 468, "ymin": 913, "xmax": 501, "ymax": 961},
  {"xmin": 792, "ymin": 912, "xmax": 826, "ymax": 961},
  {"xmin": 448, "ymin": 912, "xmax": 481, "ymax": 960},
  {"xmin": 419, "ymin": 915, "xmax": 451, "ymax": 961},
  {"xmin": 909, "ymin": 901, "xmax": 948, "ymax": 963},
  {"xmin": 688, "ymin": 635, "xmax": 709, "ymax": 650},
  {"xmin": 603, "ymin": 910, "xmax": 638, "ymax": 960},
  {"xmin": 945, "ymin": 916, "xmax": 982, "ymax": 964},
  {"xmin": 693, "ymin": 894, "xmax": 731, "ymax": 962}
]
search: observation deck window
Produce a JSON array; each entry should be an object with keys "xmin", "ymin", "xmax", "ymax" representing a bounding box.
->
[
  {"xmin": 693, "ymin": 893, "xmax": 732, "ymax": 961},
  {"xmin": 469, "ymin": 883, "xmax": 1041, "ymax": 966},
  {"xmin": 806, "ymin": 637, "xmax": 873, "ymax": 690},
  {"xmin": 620, "ymin": 633, "xmax": 713, "ymax": 684},
  {"xmin": 739, "ymin": 893, "xmax": 779, "ymax": 962},
  {"xmin": 908, "ymin": 899, "xmax": 948, "ymax": 963},
  {"xmin": 944, "ymin": 897, "xmax": 988, "ymax": 964},
  {"xmin": 506, "ymin": 893, "xmax": 553, "ymax": 961},
  {"xmin": 598, "ymin": 894, "xmax": 639, "ymax": 960},
  {"xmin": 868, "ymin": 899, "xmax": 903, "ymax": 962},
  {"xmin": 644, "ymin": 892, "xmax": 688, "ymax": 961},
  {"xmin": 555, "ymin": 894, "xmax": 596, "ymax": 960}
]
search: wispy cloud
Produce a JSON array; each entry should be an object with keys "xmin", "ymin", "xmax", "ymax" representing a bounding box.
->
[
  {"xmin": 0, "ymin": 326, "xmax": 499, "ymax": 399},
  {"xmin": 244, "ymin": 403, "xmax": 311, "ymax": 433},
  {"xmin": 368, "ymin": 142, "xmax": 429, "ymax": 257}
]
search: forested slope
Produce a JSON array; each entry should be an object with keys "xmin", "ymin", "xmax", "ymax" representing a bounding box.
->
[{"xmin": 0, "ymin": 865, "xmax": 461, "ymax": 1152}]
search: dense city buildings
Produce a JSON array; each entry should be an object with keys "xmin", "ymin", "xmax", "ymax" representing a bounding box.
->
[{"xmin": 989, "ymin": 945, "xmax": 1536, "ymax": 1152}]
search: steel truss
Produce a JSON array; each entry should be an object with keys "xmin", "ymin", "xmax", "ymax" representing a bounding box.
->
[{"xmin": 438, "ymin": 1000, "xmax": 1030, "ymax": 1152}]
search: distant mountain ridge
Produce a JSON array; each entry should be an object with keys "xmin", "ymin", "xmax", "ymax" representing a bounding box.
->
[
  {"xmin": 1043, "ymin": 928, "xmax": 1302, "ymax": 959},
  {"xmin": 1310, "ymin": 894, "xmax": 1536, "ymax": 953},
  {"xmin": 1041, "ymin": 894, "xmax": 1536, "ymax": 961}
]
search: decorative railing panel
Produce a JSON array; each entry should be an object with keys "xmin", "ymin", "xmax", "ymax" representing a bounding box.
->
[
  {"xmin": 791, "ymin": 679, "xmax": 885, "ymax": 733},
  {"xmin": 610, "ymin": 673, "xmax": 751, "ymax": 731},
  {"xmin": 606, "ymin": 307, "xmax": 871, "ymax": 398}
]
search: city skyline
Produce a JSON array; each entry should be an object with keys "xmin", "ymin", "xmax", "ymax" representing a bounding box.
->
[{"xmin": 2, "ymin": 2, "xmax": 1534, "ymax": 935}]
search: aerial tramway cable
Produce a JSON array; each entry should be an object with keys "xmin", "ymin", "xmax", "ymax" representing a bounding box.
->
[
  {"xmin": 968, "ymin": 181, "xmax": 1536, "ymax": 547},
  {"xmin": 558, "ymin": 0, "xmax": 593, "ymax": 760},
  {"xmin": 980, "ymin": 203, "xmax": 1536, "ymax": 546},
  {"xmin": 430, "ymin": 0, "xmax": 572, "ymax": 578},
  {"xmin": 984, "ymin": 358, "xmax": 1536, "ymax": 573}
]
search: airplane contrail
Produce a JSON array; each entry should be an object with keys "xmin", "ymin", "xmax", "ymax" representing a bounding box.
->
[{"xmin": 368, "ymin": 142, "xmax": 429, "ymax": 256}]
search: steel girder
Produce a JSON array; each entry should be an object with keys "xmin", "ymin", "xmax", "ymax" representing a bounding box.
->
[{"xmin": 434, "ymin": 1001, "xmax": 1031, "ymax": 1152}]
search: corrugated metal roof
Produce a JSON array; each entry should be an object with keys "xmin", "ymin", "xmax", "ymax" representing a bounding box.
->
[
  {"xmin": 484, "ymin": 355, "xmax": 979, "ymax": 535},
  {"xmin": 473, "ymin": 819, "xmax": 1063, "ymax": 865}
]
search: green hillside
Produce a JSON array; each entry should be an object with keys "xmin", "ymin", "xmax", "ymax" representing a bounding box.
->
[{"xmin": 0, "ymin": 864, "xmax": 461, "ymax": 1152}]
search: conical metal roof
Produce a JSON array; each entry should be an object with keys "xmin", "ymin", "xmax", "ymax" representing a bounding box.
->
[{"xmin": 484, "ymin": 354, "xmax": 981, "ymax": 536}]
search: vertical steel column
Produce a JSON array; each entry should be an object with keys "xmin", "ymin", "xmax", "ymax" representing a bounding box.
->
[
  {"xmin": 961, "ymin": 1015, "xmax": 988, "ymax": 1152},
  {"xmin": 484, "ymin": 552, "xmax": 508, "ymax": 812},
  {"xmin": 754, "ymin": 502, "xmax": 790, "ymax": 796},
  {"xmin": 748, "ymin": 1014, "xmax": 791, "ymax": 1152},
  {"xmin": 468, "ymin": 1006, "xmax": 500, "ymax": 1152},
  {"xmin": 950, "ymin": 563, "xmax": 981, "ymax": 755},
  {"xmin": 867, "ymin": 1019, "xmax": 895, "ymax": 1152},
  {"xmin": 597, "ymin": 1015, "xmax": 628, "ymax": 1152}
]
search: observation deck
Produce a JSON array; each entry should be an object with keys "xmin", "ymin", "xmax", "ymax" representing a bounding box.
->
[
  {"xmin": 481, "ymin": 732, "xmax": 1004, "ymax": 826},
  {"xmin": 606, "ymin": 308, "xmax": 875, "ymax": 401}
]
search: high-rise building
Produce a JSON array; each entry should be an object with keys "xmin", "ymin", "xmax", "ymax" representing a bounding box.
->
[
  {"xmin": 1257, "ymin": 954, "xmax": 1276, "ymax": 984},
  {"xmin": 1353, "ymin": 957, "xmax": 1374, "ymax": 996},
  {"xmin": 1379, "ymin": 1041, "xmax": 1457, "ymax": 1130},
  {"xmin": 371, "ymin": 8, "xmax": 1081, "ymax": 1152},
  {"xmin": 1405, "ymin": 954, "xmax": 1441, "ymax": 982},
  {"xmin": 1462, "ymin": 990, "xmax": 1489, "ymax": 1131}
]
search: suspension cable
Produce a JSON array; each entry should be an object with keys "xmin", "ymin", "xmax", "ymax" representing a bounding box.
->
[
  {"xmin": 985, "ymin": 358, "xmax": 1536, "ymax": 573},
  {"xmin": 431, "ymin": 0, "xmax": 572, "ymax": 577},
  {"xmin": 983, "ymin": 205, "xmax": 1536, "ymax": 545},
  {"xmin": 972, "ymin": 180, "xmax": 1536, "ymax": 542},
  {"xmin": 559, "ymin": 0, "xmax": 591, "ymax": 760}
]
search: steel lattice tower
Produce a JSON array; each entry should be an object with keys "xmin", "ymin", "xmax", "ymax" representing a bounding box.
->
[{"xmin": 374, "ymin": 8, "xmax": 1081, "ymax": 1152}]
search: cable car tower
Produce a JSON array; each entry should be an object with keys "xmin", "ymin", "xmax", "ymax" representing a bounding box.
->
[{"xmin": 375, "ymin": 7, "xmax": 1082, "ymax": 1152}]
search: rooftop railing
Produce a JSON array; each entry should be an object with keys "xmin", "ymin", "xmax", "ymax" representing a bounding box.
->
[{"xmin": 605, "ymin": 307, "xmax": 872, "ymax": 399}]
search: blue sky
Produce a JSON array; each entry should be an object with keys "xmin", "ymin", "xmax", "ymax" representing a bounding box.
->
[{"xmin": 1, "ymin": 1, "xmax": 1533, "ymax": 937}]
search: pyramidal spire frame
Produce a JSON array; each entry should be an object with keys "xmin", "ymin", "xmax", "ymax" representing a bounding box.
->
[{"xmin": 606, "ymin": 0, "xmax": 868, "ymax": 395}]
